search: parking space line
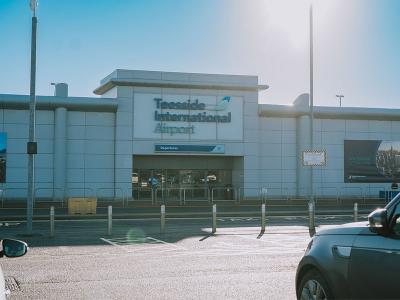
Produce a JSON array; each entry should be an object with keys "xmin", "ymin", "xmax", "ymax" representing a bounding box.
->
[
  {"xmin": 100, "ymin": 236, "xmax": 187, "ymax": 254},
  {"xmin": 100, "ymin": 237, "xmax": 132, "ymax": 253},
  {"xmin": 100, "ymin": 231, "xmax": 307, "ymax": 258},
  {"xmin": 147, "ymin": 237, "xmax": 186, "ymax": 250},
  {"xmin": 233, "ymin": 234, "xmax": 307, "ymax": 250}
]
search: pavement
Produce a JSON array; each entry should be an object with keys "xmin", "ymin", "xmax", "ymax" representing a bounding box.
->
[
  {"xmin": 1, "ymin": 217, "xmax": 360, "ymax": 300},
  {"xmin": 0, "ymin": 198, "xmax": 388, "ymax": 299}
]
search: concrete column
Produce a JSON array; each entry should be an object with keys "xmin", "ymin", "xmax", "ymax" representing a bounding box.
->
[
  {"xmin": 297, "ymin": 115, "xmax": 311, "ymax": 197},
  {"xmin": 54, "ymin": 107, "xmax": 67, "ymax": 200}
]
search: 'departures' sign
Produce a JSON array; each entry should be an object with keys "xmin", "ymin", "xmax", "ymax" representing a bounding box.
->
[
  {"xmin": 155, "ymin": 144, "xmax": 225, "ymax": 154},
  {"xmin": 344, "ymin": 140, "xmax": 400, "ymax": 183}
]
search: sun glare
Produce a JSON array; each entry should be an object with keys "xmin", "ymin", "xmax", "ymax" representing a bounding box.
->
[{"xmin": 265, "ymin": 0, "xmax": 338, "ymax": 50}]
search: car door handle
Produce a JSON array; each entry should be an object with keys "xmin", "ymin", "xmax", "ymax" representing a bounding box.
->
[{"xmin": 332, "ymin": 246, "xmax": 352, "ymax": 258}]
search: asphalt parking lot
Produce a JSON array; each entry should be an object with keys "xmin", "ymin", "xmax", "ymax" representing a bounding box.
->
[{"xmin": 1, "ymin": 216, "xmax": 363, "ymax": 299}]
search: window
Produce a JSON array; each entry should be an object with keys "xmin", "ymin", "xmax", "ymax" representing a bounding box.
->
[
  {"xmin": 132, "ymin": 168, "xmax": 232, "ymax": 200},
  {"xmin": 392, "ymin": 201, "xmax": 400, "ymax": 235},
  {"xmin": 0, "ymin": 133, "xmax": 7, "ymax": 183}
]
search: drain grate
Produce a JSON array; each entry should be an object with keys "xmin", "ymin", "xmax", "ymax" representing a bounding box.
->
[{"xmin": 5, "ymin": 277, "xmax": 20, "ymax": 292}]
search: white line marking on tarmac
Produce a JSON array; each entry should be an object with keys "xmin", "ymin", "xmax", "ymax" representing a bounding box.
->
[
  {"xmin": 99, "ymin": 230, "xmax": 309, "ymax": 258},
  {"xmin": 100, "ymin": 236, "xmax": 187, "ymax": 254},
  {"xmin": 100, "ymin": 237, "xmax": 131, "ymax": 252},
  {"xmin": 233, "ymin": 234, "xmax": 307, "ymax": 251},
  {"xmin": 147, "ymin": 237, "xmax": 186, "ymax": 250}
]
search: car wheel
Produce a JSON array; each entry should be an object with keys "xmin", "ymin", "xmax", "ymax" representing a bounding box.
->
[{"xmin": 298, "ymin": 269, "xmax": 332, "ymax": 300}]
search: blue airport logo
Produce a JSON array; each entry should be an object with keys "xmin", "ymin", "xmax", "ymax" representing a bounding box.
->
[{"xmin": 205, "ymin": 96, "xmax": 231, "ymax": 111}]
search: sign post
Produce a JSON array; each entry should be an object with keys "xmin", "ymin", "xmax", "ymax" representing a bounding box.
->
[
  {"xmin": 303, "ymin": 150, "xmax": 326, "ymax": 236},
  {"xmin": 27, "ymin": 0, "xmax": 38, "ymax": 234}
]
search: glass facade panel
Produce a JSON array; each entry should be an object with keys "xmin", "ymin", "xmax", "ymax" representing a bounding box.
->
[
  {"xmin": 132, "ymin": 168, "xmax": 232, "ymax": 201},
  {"xmin": 132, "ymin": 169, "xmax": 152, "ymax": 200}
]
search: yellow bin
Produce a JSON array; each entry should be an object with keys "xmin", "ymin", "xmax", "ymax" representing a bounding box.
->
[{"xmin": 68, "ymin": 197, "xmax": 97, "ymax": 215}]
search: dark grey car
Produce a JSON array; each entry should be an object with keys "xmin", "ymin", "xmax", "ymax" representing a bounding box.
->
[{"xmin": 296, "ymin": 195, "xmax": 400, "ymax": 299}]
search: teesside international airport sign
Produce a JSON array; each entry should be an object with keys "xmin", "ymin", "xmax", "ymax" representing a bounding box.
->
[{"xmin": 153, "ymin": 97, "xmax": 232, "ymax": 135}]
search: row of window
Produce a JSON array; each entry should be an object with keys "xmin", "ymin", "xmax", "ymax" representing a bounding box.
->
[{"xmin": 132, "ymin": 169, "xmax": 232, "ymax": 188}]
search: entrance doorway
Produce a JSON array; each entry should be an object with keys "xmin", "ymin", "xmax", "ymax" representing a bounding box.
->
[{"xmin": 132, "ymin": 155, "xmax": 238, "ymax": 202}]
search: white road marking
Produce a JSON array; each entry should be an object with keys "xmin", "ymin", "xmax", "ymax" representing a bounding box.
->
[
  {"xmin": 98, "ymin": 229, "xmax": 309, "ymax": 258},
  {"xmin": 147, "ymin": 237, "xmax": 186, "ymax": 250},
  {"xmin": 233, "ymin": 234, "xmax": 307, "ymax": 249},
  {"xmin": 100, "ymin": 236, "xmax": 186, "ymax": 255},
  {"xmin": 100, "ymin": 237, "xmax": 131, "ymax": 253}
]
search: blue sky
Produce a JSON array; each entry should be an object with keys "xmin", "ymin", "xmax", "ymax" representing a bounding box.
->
[{"xmin": 0, "ymin": 0, "xmax": 399, "ymax": 108}]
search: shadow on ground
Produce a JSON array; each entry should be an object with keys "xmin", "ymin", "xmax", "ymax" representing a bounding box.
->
[{"xmin": 0, "ymin": 213, "xmax": 366, "ymax": 248}]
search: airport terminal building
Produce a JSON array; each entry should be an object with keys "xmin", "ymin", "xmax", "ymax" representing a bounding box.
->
[{"xmin": 1, "ymin": 69, "xmax": 400, "ymax": 204}]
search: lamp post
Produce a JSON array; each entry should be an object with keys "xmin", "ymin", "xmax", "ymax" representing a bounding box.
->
[
  {"xmin": 27, "ymin": 0, "xmax": 38, "ymax": 234},
  {"xmin": 336, "ymin": 95, "xmax": 344, "ymax": 107},
  {"xmin": 309, "ymin": 4, "xmax": 314, "ymax": 206}
]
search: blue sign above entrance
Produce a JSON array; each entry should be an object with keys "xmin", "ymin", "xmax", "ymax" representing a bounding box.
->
[{"xmin": 155, "ymin": 144, "xmax": 225, "ymax": 154}]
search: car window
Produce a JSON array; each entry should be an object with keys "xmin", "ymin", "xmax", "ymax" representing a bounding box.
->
[
  {"xmin": 391, "ymin": 203, "xmax": 400, "ymax": 236},
  {"xmin": 393, "ymin": 216, "xmax": 400, "ymax": 235},
  {"xmin": 386, "ymin": 195, "xmax": 400, "ymax": 218}
]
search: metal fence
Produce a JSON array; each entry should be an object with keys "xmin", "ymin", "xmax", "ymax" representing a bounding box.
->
[
  {"xmin": 314, "ymin": 187, "xmax": 340, "ymax": 203},
  {"xmin": 96, "ymin": 188, "xmax": 125, "ymax": 206},
  {"xmin": 0, "ymin": 184, "xmax": 396, "ymax": 207},
  {"xmin": 34, "ymin": 188, "xmax": 65, "ymax": 207}
]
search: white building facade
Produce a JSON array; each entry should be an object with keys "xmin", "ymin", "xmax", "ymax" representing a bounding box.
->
[{"xmin": 1, "ymin": 69, "xmax": 399, "ymax": 203}]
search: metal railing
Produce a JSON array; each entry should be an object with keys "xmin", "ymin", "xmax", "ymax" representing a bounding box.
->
[
  {"xmin": 237, "ymin": 187, "xmax": 289, "ymax": 203},
  {"xmin": 339, "ymin": 187, "xmax": 363, "ymax": 204},
  {"xmin": 131, "ymin": 187, "xmax": 154, "ymax": 204},
  {"xmin": 291, "ymin": 188, "xmax": 312, "ymax": 201},
  {"xmin": 96, "ymin": 187, "xmax": 125, "ymax": 206},
  {"xmin": 34, "ymin": 187, "xmax": 65, "ymax": 207},
  {"xmin": 155, "ymin": 187, "xmax": 184, "ymax": 205},
  {"xmin": 237, "ymin": 187, "xmax": 260, "ymax": 202},
  {"xmin": 210, "ymin": 187, "xmax": 237, "ymax": 203},
  {"xmin": 363, "ymin": 186, "xmax": 392, "ymax": 204},
  {"xmin": 263, "ymin": 187, "xmax": 290, "ymax": 202},
  {"xmin": 0, "ymin": 188, "xmax": 28, "ymax": 207},
  {"xmin": 182, "ymin": 187, "xmax": 210, "ymax": 204},
  {"xmin": 66, "ymin": 187, "xmax": 95, "ymax": 198},
  {"xmin": 0, "ymin": 185, "xmax": 395, "ymax": 208},
  {"xmin": 314, "ymin": 187, "xmax": 340, "ymax": 203}
]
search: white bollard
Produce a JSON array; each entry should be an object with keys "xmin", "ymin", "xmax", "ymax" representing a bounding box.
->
[
  {"xmin": 308, "ymin": 202, "xmax": 315, "ymax": 236},
  {"xmin": 212, "ymin": 204, "xmax": 217, "ymax": 233},
  {"xmin": 107, "ymin": 205, "xmax": 112, "ymax": 236},
  {"xmin": 261, "ymin": 187, "xmax": 267, "ymax": 204},
  {"xmin": 50, "ymin": 206, "xmax": 55, "ymax": 237},
  {"xmin": 261, "ymin": 203, "xmax": 266, "ymax": 232},
  {"xmin": 354, "ymin": 202, "xmax": 358, "ymax": 222},
  {"xmin": 160, "ymin": 205, "xmax": 165, "ymax": 233}
]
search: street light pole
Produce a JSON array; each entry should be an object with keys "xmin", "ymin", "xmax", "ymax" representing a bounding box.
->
[
  {"xmin": 336, "ymin": 95, "xmax": 344, "ymax": 107},
  {"xmin": 309, "ymin": 4, "xmax": 314, "ymax": 206},
  {"xmin": 27, "ymin": 0, "xmax": 38, "ymax": 234}
]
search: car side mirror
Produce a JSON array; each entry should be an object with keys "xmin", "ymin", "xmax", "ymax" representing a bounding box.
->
[
  {"xmin": 368, "ymin": 208, "xmax": 388, "ymax": 234},
  {"xmin": 1, "ymin": 239, "xmax": 28, "ymax": 258}
]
